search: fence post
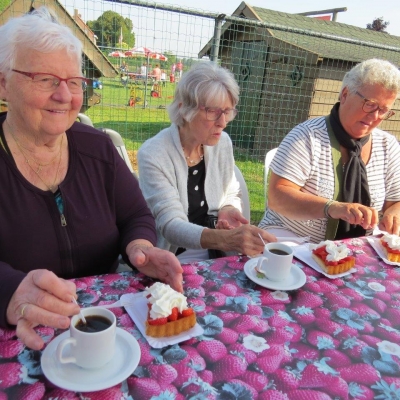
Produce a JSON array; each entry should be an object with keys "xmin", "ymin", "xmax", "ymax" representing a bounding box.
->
[{"xmin": 210, "ymin": 14, "xmax": 225, "ymax": 62}]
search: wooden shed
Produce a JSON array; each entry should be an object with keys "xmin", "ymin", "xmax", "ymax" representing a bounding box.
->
[
  {"xmin": 0, "ymin": 0, "xmax": 119, "ymax": 111},
  {"xmin": 199, "ymin": 2, "xmax": 400, "ymax": 157}
]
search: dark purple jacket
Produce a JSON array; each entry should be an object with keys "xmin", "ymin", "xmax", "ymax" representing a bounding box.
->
[{"xmin": 0, "ymin": 114, "xmax": 156, "ymax": 327}]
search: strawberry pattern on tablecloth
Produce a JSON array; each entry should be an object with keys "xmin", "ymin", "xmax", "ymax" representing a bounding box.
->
[{"xmin": 1, "ymin": 237, "xmax": 400, "ymax": 399}]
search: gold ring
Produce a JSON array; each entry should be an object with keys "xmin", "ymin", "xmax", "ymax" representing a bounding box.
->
[{"xmin": 20, "ymin": 304, "xmax": 28, "ymax": 318}]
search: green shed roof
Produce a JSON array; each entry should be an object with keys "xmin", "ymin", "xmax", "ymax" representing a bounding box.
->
[{"xmin": 243, "ymin": 4, "xmax": 400, "ymax": 63}]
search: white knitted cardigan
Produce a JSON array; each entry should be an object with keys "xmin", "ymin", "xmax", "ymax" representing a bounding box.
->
[{"xmin": 137, "ymin": 124, "xmax": 242, "ymax": 254}]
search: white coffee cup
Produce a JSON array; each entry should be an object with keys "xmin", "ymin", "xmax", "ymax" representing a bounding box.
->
[
  {"xmin": 56, "ymin": 307, "xmax": 116, "ymax": 369},
  {"xmin": 256, "ymin": 243, "xmax": 293, "ymax": 282}
]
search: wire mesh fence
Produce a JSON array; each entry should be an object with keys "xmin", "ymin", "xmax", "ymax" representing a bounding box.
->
[{"xmin": 1, "ymin": 0, "xmax": 400, "ymax": 223}]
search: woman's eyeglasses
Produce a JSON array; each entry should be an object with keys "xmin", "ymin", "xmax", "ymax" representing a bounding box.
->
[
  {"xmin": 199, "ymin": 106, "xmax": 238, "ymax": 122},
  {"xmin": 12, "ymin": 69, "xmax": 90, "ymax": 94},
  {"xmin": 355, "ymin": 91, "xmax": 395, "ymax": 120}
]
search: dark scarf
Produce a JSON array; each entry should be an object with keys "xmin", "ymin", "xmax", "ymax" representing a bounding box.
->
[{"xmin": 329, "ymin": 102, "xmax": 371, "ymax": 239}]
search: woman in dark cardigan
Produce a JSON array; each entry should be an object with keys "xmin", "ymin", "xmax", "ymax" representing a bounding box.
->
[{"xmin": 0, "ymin": 7, "xmax": 182, "ymax": 350}]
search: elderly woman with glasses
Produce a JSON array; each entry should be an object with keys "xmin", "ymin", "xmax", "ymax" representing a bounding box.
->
[
  {"xmin": 0, "ymin": 7, "xmax": 182, "ymax": 350},
  {"xmin": 259, "ymin": 58, "xmax": 400, "ymax": 243},
  {"xmin": 138, "ymin": 62, "xmax": 276, "ymax": 263}
]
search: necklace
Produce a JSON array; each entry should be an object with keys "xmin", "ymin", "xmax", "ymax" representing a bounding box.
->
[
  {"xmin": 8, "ymin": 126, "xmax": 64, "ymax": 192},
  {"xmin": 6, "ymin": 120, "xmax": 63, "ymax": 173},
  {"xmin": 183, "ymin": 144, "xmax": 204, "ymax": 165}
]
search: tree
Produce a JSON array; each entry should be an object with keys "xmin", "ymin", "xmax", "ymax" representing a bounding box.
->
[
  {"xmin": 366, "ymin": 17, "xmax": 389, "ymax": 33},
  {"xmin": 87, "ymin": 11, "xmax": 135, "ymax": 48}
]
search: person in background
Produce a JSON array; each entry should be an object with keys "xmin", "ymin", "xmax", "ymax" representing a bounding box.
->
[
  {"xmin": 0, "ymin": 7, "xmax": 182, "ymax": 350},
  {"xmin": 176, "ymin": 60, "xmax": 183, "ymax": 80},
  {"xmin": 121, "ymin": 73, "xmax": 129, "ymax": 87},
  {"xmin": 259, "ymin": 58, "xmax": 400, "ymax": 243},
  {"xmin": 161, "ymin": 69, "xmax": 167, "ymax": 87},
  {"xmin": 138, "ymin": 61, "xmax": 276, "ymax": 263},
  {"xmin": 152, "ymin": 64, "xmax": 161, "ymax": 82},
  {"xmin": 120, "ymin": 62, "xmax": 128, "ymax": 73},
  {"xmin": 140, "ymin": 62, "xmax": 147, "ymax": 79}
]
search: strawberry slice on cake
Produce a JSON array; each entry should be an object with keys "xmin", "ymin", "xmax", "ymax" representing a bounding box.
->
[
  {"xmin": 311, "ymin": 240, "xmax": 355, "ymax": 275},
  {"xmin": 144, "ymin": 282, "xmax": 196, "ymax": 337},
  {"xmin": 380, "ymin": 234, "xmax": 400, "ymax": 262}
]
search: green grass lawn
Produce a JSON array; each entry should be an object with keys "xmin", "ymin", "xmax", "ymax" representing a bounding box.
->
[{"xmin": 85, "ymin": 76, "xmax": 266, "ymax": 224}]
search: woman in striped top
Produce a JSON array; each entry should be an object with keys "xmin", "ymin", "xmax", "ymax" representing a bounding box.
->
[{"xmin": 259, "ymin": 59, "xmax": 400, "ymax": 243}]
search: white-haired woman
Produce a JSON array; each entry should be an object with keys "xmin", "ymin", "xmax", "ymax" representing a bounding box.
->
[
  {"xmin": 138, "ymin": 62, "xmax": 276, "ymax": 263},
  {"xmin": 0, "ymin": 7, "xmax": 182, "ymax": 350},
  {"xmin": 259, "ymin": 58, "xmax": 400, "ymax": 243}
]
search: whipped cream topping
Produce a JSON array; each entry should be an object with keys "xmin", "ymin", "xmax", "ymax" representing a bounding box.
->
[
  {"xmin": 311, "ymin": 240, "xmax": 350, "ymax": 262},
  {"xmin": 382, "ymin": 234, "xmax": 400, "ymax": 250},
  {"xmin": 144, "ymin": 282, "xmax": 188, "ymax": 319}
]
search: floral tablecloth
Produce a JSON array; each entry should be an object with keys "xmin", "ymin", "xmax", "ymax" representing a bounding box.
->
[{"xmin": 1, "ymin": 237, "xmax": 400, "ymax": 399}]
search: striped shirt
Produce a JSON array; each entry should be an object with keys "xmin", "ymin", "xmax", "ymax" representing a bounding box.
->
[{"xmin": 259, "ymin": 116, "xmax": 400, "ymax": 243}]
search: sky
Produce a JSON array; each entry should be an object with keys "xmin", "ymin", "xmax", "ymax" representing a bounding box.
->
[
  {"xmin": 64, "ymin": 0, "xmax": 400, "ymax": 57},
  {"xmin": 150, "ymin": 0, "xmax": 400, "ymax": 36},
  {"xmin": 67, "ymin": 0, "xmax": 400, "ymax": 36}
]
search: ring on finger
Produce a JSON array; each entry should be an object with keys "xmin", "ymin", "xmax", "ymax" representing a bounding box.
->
[{"xmin": 20, "ymin": 304, "xmax": 28, "ymax": 318}]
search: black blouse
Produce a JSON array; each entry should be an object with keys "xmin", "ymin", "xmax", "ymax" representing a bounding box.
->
[{"xmin": 175, "ymin": 160, "xmax": 208, "ymax": 256}]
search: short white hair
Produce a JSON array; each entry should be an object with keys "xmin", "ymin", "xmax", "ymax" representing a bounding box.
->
[
  {"xmin": 0, "ymin": 6, "xmax": 83, "ymax": 75},
  {"xmin": 341, "ymin": 58, "xmax": 400, "ymax": 97}
]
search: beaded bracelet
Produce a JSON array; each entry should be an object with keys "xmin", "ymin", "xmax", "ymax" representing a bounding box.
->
[{"xmin": 323, "ymin": 199, "xmax": 335, "ymax": 218}]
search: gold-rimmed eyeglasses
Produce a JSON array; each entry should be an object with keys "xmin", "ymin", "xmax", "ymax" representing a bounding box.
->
[
  {"xmin": 12, "ymin": 69, "xmax": 90, "ymax": 94},
  {"xmin": 199, "ymin": 106, "xmax": 238, "ymax": 122},
  {"xmin": 355, "ymin": 91, "xmax": 395, "ymax": 120}
]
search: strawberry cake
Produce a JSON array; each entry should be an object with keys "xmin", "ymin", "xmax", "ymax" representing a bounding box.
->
[
  {"xmin": 380, "ymin": 234, "xmax": 400, "ymax": 262},
  {"xmin": 144, "ymin": 282, "xmax": 196, "ymax": 337},
  {"xmin": 311, "ymin": 240, "xmax": 355, "ymax": 275}
]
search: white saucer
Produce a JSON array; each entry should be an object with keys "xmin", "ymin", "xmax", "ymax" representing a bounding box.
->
[
  {"xmin": 244, "ymin": 258, "xmax": 306, "ymax": 291},
  {"xmin": 41, "ymin": 328, "xmax": 140, "ymax": 392}
]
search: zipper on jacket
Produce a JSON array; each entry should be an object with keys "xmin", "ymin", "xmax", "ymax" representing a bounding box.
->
[
  {"xmin": 61, "ymin": 213, "xmax": 67, "ymax": 226},
  {"xmin": 55, "ymin": 189, "xmax": 74, "ymax": 276}
]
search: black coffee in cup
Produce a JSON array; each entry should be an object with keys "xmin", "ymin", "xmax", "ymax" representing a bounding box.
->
[
  {"xmin": 269, "ymin": 249, "xmax": 289, "ymax": 256},
  {"xmin": 75, "ymin": 315, "xmax": 112, "ymax": 333}
]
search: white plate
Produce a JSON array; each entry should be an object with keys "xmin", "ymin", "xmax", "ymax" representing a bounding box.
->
[
  {"xmin": 278, "ymin": 240, "xmax": 305, "ymax": 247},
  {"xmin": 275, "ymin": 236, "xmax": 311, "ymax": 247},
  {"xmin": 41, "ymin": 328, "xmax": 140, "ymax": 392},
  {"xmin": 122, "ymin": 293, "xmax": 204, "ymax": 349},
  {"xmin": 293, "ymin": 244, "xmax": 357, "ymax": 278},
  {"xmin": 367, "ymin": 237, "xmax": 400, "ymax": 266},
  {"xmin": 244, "ymin": 258, "xmax": 306, "ymax": 291}
]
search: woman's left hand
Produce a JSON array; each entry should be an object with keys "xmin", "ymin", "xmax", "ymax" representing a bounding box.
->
[
  {"xmin": 127, "ymin": 243, "xmax": 183, "ymax": 292},
  {"xmin": 379, "ymin": 201, "xmax": 400, "ymax": 235},
  {"xmin": 217, "ymin": 206, "xmax": 249, "ymax": 229}
]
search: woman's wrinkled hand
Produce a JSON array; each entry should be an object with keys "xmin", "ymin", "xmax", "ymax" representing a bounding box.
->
[
  {"xmin": 379, "ymin": 213, "xmax": 400, "ymax": 235},
  {"xmin": 127, "ymin": 245, "xmax": 183, "ymax": 293},
  {"xmin": 224, "ymin": 225, "xmax": 277, "ymax": 257},
  {"xmin": 215, "ymin": 219, "xmax": 233, "ymax": 230},
  {"xmin": 6, "ymin": 270, "xmax": 79, "ymax": 350},
  {"xmin": 217, "ymin": 206, "xmax": 249, "ymax": 229},
  {"xmin": 328, "ymin": 201, "xmax": 379, "ymax": 230}
]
